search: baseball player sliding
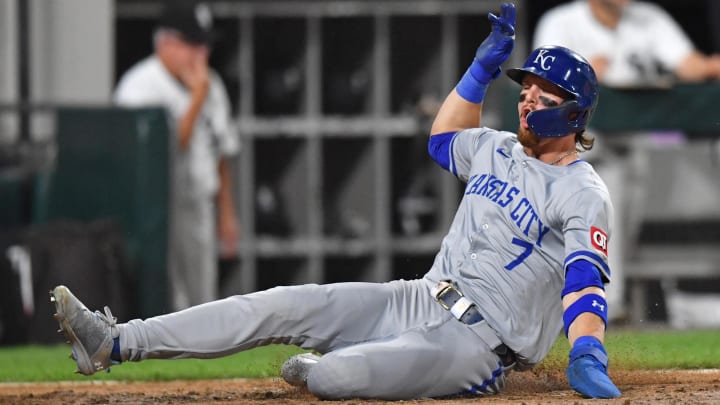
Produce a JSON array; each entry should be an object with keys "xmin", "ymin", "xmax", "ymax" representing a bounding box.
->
[{"xmin": 50, "ymin": 2, "xmax": 619, "ymax": 399}]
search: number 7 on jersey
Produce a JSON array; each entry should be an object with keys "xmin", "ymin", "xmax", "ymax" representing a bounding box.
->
[{"xmin": 504, "ymin": 237, "xmax": 533, "ymax": 270}]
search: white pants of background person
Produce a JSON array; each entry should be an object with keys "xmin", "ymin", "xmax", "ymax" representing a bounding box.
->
[{"xmin": 168, "ymin": 191, "xmax": 217, "ymax": 311}]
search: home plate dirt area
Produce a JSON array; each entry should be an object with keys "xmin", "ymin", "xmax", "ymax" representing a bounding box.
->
[{"xmin": 1, "ymin": 369, "xmax": 719, "ymax": 404}]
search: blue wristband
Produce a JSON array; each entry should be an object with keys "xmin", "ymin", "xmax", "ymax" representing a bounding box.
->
[
  {"xmin": 563, "ymin": 293, "xmax": 608, "ymax": 337},
  {"xmin": 469, "ymin": 58, "xmax": 502, "ymax": 84},
  {"xmin": 456, "ymin": 67, "xmax": 489, "ymax": 104}
]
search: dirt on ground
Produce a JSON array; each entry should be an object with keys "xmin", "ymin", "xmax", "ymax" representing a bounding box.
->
[{"xmin": 1, "ymin": 369, "xmax": 719, "ymax": 404}]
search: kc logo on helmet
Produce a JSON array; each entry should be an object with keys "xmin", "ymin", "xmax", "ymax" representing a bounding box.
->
[
  {"xmin": 590, "ymin": 226, "xmax": 608, "ymax": 256},
  {"xmin": 533, "ymin": 49, "xmax": 556, "ymax": 71}
]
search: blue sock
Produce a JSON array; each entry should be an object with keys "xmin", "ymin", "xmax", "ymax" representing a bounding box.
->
[{"xmin": 110, "ymin": 337, "xmax": 121, "ymax": 362}]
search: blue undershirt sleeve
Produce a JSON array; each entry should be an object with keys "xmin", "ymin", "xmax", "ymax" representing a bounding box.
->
[
  {"xmin": 428, "ymin": 131, "xmax": 457, "ymax": 172},
  {"xmin": 562, "ymin": 259, "xmax": 605, "ymax": 298}
]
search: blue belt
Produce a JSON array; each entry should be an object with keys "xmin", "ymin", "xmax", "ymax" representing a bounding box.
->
[{"xmin": 432, "ymin": 281, "xmax": 516, "ymax": 368}]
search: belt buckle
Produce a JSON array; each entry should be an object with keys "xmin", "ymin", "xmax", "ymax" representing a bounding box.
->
[{"xmin": 434, "ymin": 282, "xmax": 461, "ymax": 311}]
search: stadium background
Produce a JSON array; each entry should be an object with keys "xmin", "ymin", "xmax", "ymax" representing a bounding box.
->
[{"xmin": 1, "ymin": 0, "xmax": 719, "ymax": 345}]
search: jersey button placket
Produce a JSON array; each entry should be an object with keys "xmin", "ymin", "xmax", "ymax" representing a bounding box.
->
[
  {"xmin": 472, "ymin": 224, "xmax": 489, "ymax": 260},
  {"xmin": 510, "ymin": 161, "xmax": 520, "ymax": 183},
  {"xmin": 469, "ymin": 232, "xmax": 478, "ymax": 260}
]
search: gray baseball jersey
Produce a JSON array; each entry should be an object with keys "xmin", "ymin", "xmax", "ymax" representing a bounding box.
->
[
  {"xmin": 424, "ymin": 127, "xmax": 613, "ymax": 365},
  {"xmin": 113, "ymin": 128, "xmax": 613, "ymax": 399}
]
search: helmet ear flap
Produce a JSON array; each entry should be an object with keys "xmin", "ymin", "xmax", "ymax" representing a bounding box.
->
[
  {"xmin": 567, "ymin": 109, "xmax": 589, "ymax": 124},
  {"xmin": 527, "ymin": 100, "xmax": 583, "ymax": 138},
  {"xmin": 569, "ymin": 107, "xmax": 593, "ymax": 132}
]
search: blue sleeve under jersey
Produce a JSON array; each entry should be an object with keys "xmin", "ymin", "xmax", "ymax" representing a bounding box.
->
[
  {"xmin": 562, "ymin": 259, "xmax": 605, "ymax": 297},
  {"xmin": 427, "ymin": 131, "xmax": 457, "ymax": 171}
]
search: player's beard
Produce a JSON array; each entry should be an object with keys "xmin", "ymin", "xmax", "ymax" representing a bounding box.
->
[{"xmin": 517, "ymin": 125, "xmax": 540, "ymax": 147}]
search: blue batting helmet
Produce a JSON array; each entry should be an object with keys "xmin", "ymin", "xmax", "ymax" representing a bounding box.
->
[{"xmin": 506, "ymin": 45, "xmax": 599, "ymax": 138}]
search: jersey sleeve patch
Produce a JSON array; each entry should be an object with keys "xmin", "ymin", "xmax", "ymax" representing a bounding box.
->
[{"xmin": 590, "ymin": 226, "xmax": 608, "ymax": 257}]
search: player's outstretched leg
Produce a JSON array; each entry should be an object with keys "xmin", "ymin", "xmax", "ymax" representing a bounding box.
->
[
  {"xmin": 50, "ymin": 285, "xmax": 119, "ymax": 375},
  {"xmin": 281, "ymin": 353, "xmax": 320, "ymax": 387}
]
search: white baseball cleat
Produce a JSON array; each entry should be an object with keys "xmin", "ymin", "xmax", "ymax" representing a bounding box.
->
[
  {"xmin": 50, "ymin": 285, "xmax": 119, "ymax": 375},
  {"xmin": 280, "ymin": 353, "xmax": 321, "ymax": 387}
]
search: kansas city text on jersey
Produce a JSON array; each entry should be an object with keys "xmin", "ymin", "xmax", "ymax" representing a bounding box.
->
[{"xmin": 465, "ymin": 172, "xmax": 551, "ymax": 247}]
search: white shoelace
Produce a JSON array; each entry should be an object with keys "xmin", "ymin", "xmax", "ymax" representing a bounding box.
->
[{"xmin": 94, "ymin": 306, "xmax": 117, "ymax": 327}]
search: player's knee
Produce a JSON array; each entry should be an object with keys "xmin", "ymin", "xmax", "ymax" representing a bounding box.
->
[{"xmin": 306, "ymin": 353, "xmax": 372, "ymax": 400}]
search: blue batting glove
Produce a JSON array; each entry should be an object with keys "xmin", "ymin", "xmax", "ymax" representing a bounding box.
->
[
  {"xmin": 456, "ymin": 3, "xmax": 516, "ymax": 103},
  {"xmin": 566, "ymin": 336, "xmax": 621, "ymax": 399},
  {"xmin": 469, "ymin": 2, "xmax": 516, "ymax": 84}
]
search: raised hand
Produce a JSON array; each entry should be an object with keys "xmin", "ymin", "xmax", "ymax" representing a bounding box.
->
[
  {"xmin": 456, "ymin": 3, "xmax": 516, "ymax": 103},
  {"xmin": 470, "ymin": 2, "xmax": 516, "ymax": 84},
  {"xmin": 180, "ymin": 53, "xmax": 210, "ymax": 98}
]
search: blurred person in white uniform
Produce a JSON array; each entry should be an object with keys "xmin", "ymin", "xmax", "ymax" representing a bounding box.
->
[
  {"xmin": 534, "ymin": 0, "xmax": 720, "ymax": 86},
  {"xmin": 114, "ymin": 0, "xmax": 240, "ymax": 310},
  {"xmin": 533, "ymin": 0, "xmax": 720, "ymax": 321}
]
